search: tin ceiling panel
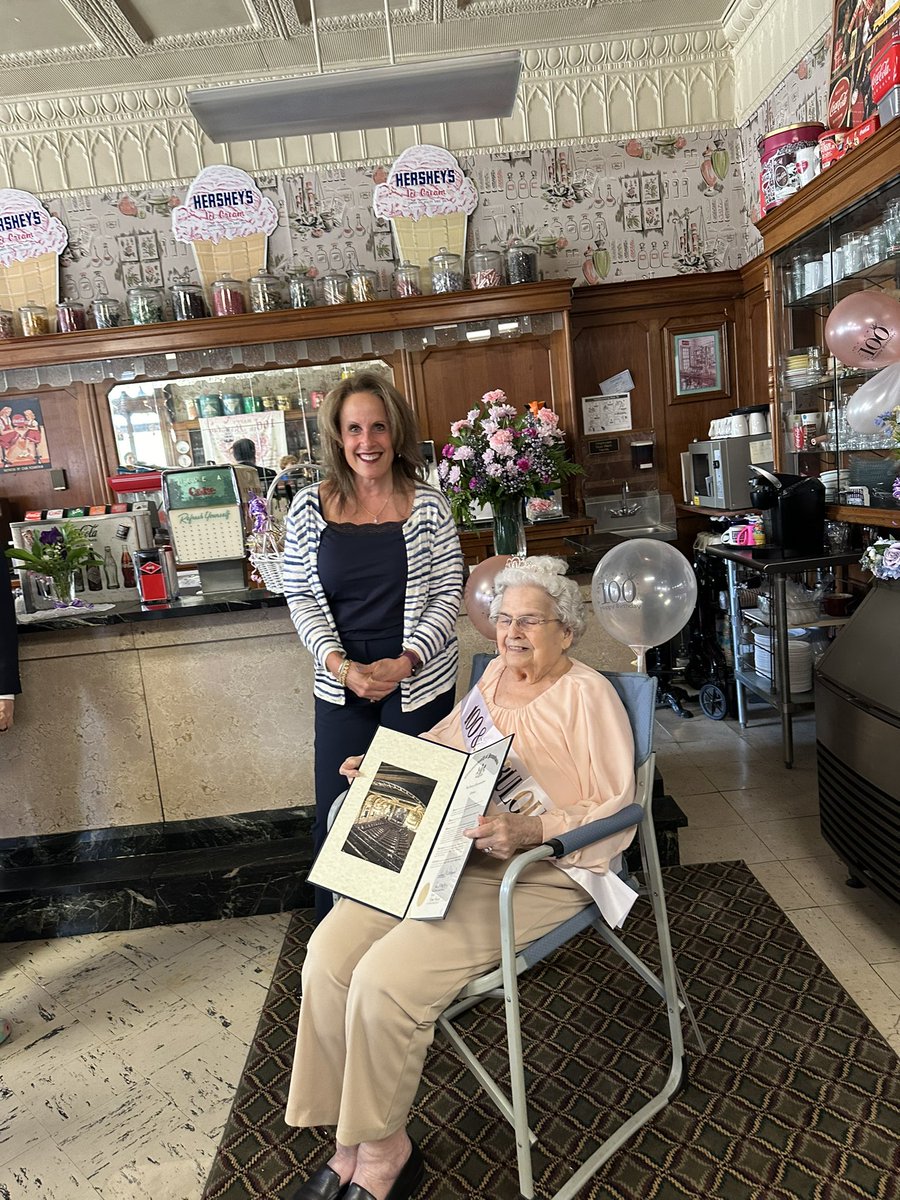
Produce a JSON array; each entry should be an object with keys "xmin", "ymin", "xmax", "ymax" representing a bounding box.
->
[
  {"xmin": 4, "ymin": 0, "xmax": 95, "ymax": 56},
  {"xmin": 116, "ymin": 0, "xmax": 257, "ymax": 41}
]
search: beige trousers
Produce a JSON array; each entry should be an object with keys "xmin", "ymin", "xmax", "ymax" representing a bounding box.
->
[{"xmin": 284, "ymin": 853, "xmax": 590, "ymax": 1145}]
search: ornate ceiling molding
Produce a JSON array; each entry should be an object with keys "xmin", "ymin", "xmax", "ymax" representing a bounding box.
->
[
  {"xmin": 721, "ymin": 0, "xmax": 769, "ymax": 46},
  {"xmin": 64, "ymin": 0, "xmax": 146, "ymax": 57},
  {"xmin": 730, "ymin": 0, "xmax": 830, "ymax": 122}
]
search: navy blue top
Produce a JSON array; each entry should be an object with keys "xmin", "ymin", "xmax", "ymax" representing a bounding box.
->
[{"xmin": 318, "ymin": 521, "xmax": 407, "ymax": 640}]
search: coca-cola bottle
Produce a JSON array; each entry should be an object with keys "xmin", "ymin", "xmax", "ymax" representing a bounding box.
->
[
  {"xmin": 102, "ymin": 545, "xmax": 119, "ymax": 588},
  {"xmin": 121, "ymin": 545, "xmax": 135, "ymax": 588}
]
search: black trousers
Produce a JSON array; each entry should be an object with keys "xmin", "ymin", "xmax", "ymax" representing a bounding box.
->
[{"xmin": 313, "ymin": 635, "xmax": 456, "ymax": 922}]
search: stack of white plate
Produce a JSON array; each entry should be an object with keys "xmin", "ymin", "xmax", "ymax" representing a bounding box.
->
[
  {"xmin": 753, "ymin": 630, "xmax": 813, "ymax": 693},
  {"xmin": 820, "ymin": 470, "xmax": 839, "ymax": 503}
]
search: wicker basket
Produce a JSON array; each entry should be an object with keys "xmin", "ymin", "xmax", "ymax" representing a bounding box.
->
[{"xmin": 248, "ymin": 466, "xmax": 318, "ymax": 595}]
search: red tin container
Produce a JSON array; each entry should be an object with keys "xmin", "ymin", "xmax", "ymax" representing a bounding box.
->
[
  {"xmin": 758, "ymin": 123, "xmax": 825, "ymax": 215},
  {"xmin": 133, "ymin": 548, "xmax": 169, "ymax": 604},
  {"xmin": 870, "ymin": 21, "xmax": 900, "ymax": 103}
]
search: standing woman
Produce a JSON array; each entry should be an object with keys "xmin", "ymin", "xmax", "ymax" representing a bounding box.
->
[{"xmin": 283, "ymin": 371, "xmax": 463, "ymax": 920}]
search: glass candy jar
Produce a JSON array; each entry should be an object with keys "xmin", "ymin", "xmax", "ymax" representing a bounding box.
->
[
  {"xmin": 90, "ymin": 294, "xmax": 122, "ymax": 329},
  {"xmin": 392, "ymin": 261, "xmax": 422, "ymax": 298},
  {"xmin": 211, "ymin": 274, "xmax": 246, "ymax": 317},
  {"xmin": 429, "ymin": 247, "xmax": 464, "ymax": 294},
  {"xmin": 56, "ymin": 298, "xmax": 87, "ymax": 333},
  {"xmin": 469, "ymin": 243, "xmax": 504, "ymax": 289},
  {"xmin": 0, "ymin": 309, "xmax": 14, "ymax": 339},
  {"xmin": 347, "ymin": 267, "xmax": 377, "ymax": 303},
  {"xmin": 18, "ymin": 301, "xmax": 50, "ymax": 336},
  {"xmin": 321, "ymin": 270, "xmax": 350, "ymax": 306},
  {"xmin": 171, "ymin": 282, "xmax": 208, "ymax": 320},
  {"xmin": 127, "ymin": 284, "xmax": 165, "ymax": 325},
  {"xmin": 506, "ymin": 238, "xmax": 538, "ymax": 285},
  {"xmin": 288, "ymin": 272, "xmax": 317, "ymax": 309},
  {"xmin": 249, "ymin": 269, "xmax": 284, "ymax": 313}
]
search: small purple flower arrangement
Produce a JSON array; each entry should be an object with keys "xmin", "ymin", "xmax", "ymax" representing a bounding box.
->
[
  {"xmin": 438, "ymin": 390, "xmax": 581, "ymax": 526},
  {"xmin": 5, "ymin": 521, "xmax": 101, "ymax": 607},
  {"xmin": 861, "ymin": 404, "xmax": 900, "ymax": 577}
]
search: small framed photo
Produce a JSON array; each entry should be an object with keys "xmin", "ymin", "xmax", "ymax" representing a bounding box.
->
[
  {"xmin": 622, "ymin": 175, "xmax": 640, "ymax": 203},
  {"xmin": 623, "ymin": 204, "xmax": 643, "ymax": 232},
  {"xmin": 640, "ymin": 172, "xmax": 661, "ymax": 202},
  {"xmin": 669, "ymin": 325, "xmax": 730, "ymax": 401},
  {"xmin": 141, "ymin": 259, "xmax": 163, "ymax": 287},
  {"xmin": 123, "ymin": 262, "xmax": 143, "ymax": 288},
  {"xmin": 641, "ymin": 202, "xmax": 663, "ymax": 231}
]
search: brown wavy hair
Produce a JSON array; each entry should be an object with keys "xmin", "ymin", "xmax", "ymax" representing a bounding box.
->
[{"xmin": 318, "ymin": 370, "xmax": 426, "ymax": 512}]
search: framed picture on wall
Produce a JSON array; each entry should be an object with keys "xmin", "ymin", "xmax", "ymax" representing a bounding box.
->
[{"xmin": 670, "ymin": 326, "xmax": 729, "ymax": 400}]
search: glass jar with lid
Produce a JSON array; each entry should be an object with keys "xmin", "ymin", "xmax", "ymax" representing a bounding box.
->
[
  {"xmin": 18, "ymin": 301, "xmax": 50, "ymax": 336},
  {"xmin": 211, "ymin": 274, "xmax": 246, "ymax": 317},
  {"xmin": 430, "ymin": 247, "xmax": 464, "ymax": 294},
  {"xmin": 171, "ymin": 282, "xmax": 208, "ymax": 320},
  {"xmin": 347, "ymin": 267, "xmax": 377, "ymax": 303},
  {"xmin": 392, "ymin": 261, "xmax": 422, "ymax": 298},
  {"xmin": 468, "ymin": 244, "xmax": 504, "ymax": 289},
  {"xmin": 90, "ymin": 294, "xmax": 122, "ymax": 329},
  {"xmin": 249, "ymin": 269, "xmax": 285, "ymax": 313},
  {"xmin": 288, "ymin": 272, "xmax": 317, "ymax": 309},
  {"xmin": 506, "ymin": 238, "xmax": 538, "ymax": 285},
  {"xmin": 127, "ymin": 284, "xmax": 165, "ymax": 325},
  {"xmin": 321, "ymin": 270, "xmax": 350, "ymax": 306},
  {"xmin": 56, "ymin": 298, "xmax": 87, "ymax": 333},
  {"xmin": 0, "ymin": 309, "xmax": 14, "ymax": 339}
]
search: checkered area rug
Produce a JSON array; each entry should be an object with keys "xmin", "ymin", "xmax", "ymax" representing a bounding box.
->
[{"xmin": 203, "ymin": 862, "xmax": 900, "ymax": 1200}]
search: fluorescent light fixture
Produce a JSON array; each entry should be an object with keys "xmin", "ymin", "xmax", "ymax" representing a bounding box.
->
[{"xmin": 187, "ymin": 51, "xmax": 522, "ymax": 142}]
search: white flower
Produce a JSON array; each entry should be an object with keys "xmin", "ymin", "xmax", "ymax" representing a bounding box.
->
[
  {"xmin": 453, "ymin": 445, "xmax": 474, "ymax": 461},
  {"xmin": 447, "ymin": 465, "xmax": 461, "ymax": 484}
]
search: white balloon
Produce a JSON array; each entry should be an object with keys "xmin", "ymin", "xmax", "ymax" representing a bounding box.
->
[
  {"xmin": 846, "ymin": 362, "xmax": 900, "ymax": 434},
  {"xmin": 591, "ymin": 540, "xmax": 697, "ymax": 654}
]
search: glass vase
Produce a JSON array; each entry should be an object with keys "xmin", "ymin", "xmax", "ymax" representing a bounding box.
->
[
  {"xmin": 46, "ymin": 570, "xmax": 77, "ymax": 607},
  {"xmin": 491, "ymin": 495, "xmax": 527, "ymax": 558}
]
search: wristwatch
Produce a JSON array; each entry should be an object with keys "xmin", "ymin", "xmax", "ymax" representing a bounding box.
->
[{"xmin": 401, "ymin": 649, "xmax": 422, "ymax": 676}]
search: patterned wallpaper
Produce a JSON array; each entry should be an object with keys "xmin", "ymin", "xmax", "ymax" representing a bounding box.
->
[{"xmin": 48, "ymin": 132, "xmax": 747, "ymax": 309}]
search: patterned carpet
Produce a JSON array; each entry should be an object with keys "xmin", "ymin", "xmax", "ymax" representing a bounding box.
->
[{"xmin": 203, "ymin": 862, "xmax": 900, "ymax": 1200}]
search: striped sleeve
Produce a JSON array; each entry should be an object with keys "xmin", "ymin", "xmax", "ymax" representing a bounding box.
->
[
  {"xmin": 402, "ymin": 490, "xmax": 463, "ymax": 666},
  {"xmin": 282, "ymin": 489, "xmax": 344, "ymax": 677}
]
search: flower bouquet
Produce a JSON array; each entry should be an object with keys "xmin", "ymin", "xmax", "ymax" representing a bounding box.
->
[
  {"xmin": 245, "ymin": 492, "xmax": 289, "ymax": 593},
  {"xmin": 438, "ymin": 390, "xmax": 581, "ymax": 554},
  {"xmin": 5, "ymin": 522, "xmax": 101, "ymax": 607},
  {"xmin": 860, "ymin": 539, "xmax": 900, "ymax": 580}
]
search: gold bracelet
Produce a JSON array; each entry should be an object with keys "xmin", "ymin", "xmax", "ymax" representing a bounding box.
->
[{"xmin": 337, "ymin": 658, "xmax": 352, "ymax": 688}]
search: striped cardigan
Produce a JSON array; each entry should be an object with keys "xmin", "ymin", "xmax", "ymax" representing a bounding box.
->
[{"xmin": 282, "ymin": 483, "xmax": 464, "ymax": 709}]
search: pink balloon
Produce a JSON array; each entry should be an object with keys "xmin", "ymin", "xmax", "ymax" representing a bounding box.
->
[
  {"xmin": 825, "ymin": 292, "xmax": 900, "ymax": 369},
  {"xmin": 464, "ymin": 555, "xmax": 515, "ymax": 641}
]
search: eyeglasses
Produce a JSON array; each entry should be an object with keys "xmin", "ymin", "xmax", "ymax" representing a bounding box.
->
[{"xmin": 495, "ymin": 614, "xmax": 562, "ymax": 631}]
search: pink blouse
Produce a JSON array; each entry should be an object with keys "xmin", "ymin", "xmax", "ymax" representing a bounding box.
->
[{"xmin": 425, "ymin": 656, "xmax": 637, "ymax": 872}]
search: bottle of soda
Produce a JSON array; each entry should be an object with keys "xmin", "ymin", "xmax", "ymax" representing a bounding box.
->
[{"xmin": 102, "ymin": 545, "xmax": 120, "ymax": 588}]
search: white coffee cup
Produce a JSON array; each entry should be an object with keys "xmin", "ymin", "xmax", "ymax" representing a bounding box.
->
[
  {"xmin": 748, "ymin": 412, "xmax": 767, "ymax": 435},
  {"xmin": 731, "ymin": 414, "xmax": 749, "ymax": 437}
]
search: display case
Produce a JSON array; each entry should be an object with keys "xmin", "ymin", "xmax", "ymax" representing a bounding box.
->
[{"xmin": 765, "ymin": 129, "xmax": 900, "ymax": 527}]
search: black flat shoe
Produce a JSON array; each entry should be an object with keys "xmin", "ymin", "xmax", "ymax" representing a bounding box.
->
[
  {"xmin": 285, "ymin": 1162, "xmax": 349, "ymax": 1200},
  {"xmin": 343, "ymin": 1140, "xmax": 424, "ymax": 1200}
]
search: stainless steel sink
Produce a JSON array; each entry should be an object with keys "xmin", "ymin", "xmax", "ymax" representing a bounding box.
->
[{"xmin": 609, "ymin": 523, "xmax": 677, "ymax": 541}]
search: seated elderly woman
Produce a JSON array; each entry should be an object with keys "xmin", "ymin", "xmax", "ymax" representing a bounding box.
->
[{"xmin": 285, "ymin": 556, "xmax": 636, "ymax": 1200}]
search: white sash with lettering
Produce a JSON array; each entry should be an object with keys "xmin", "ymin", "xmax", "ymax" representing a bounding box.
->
[{"xmin": 461, "ymin": 685, "xmax": 637, "ymax": 928}]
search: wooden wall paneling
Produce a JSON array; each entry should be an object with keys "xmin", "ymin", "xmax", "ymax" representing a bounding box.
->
[
  {"xmin": 0, "ymin": 386, "xmax": 112, "ymax": 524},
  {"xmin": 736, "ymin": 255, "xmax": 773, "ymax": 411}
]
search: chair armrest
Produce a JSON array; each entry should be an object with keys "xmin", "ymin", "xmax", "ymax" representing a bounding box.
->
[{"xmin": 542, "ymin": 803, "xmax": 645, "ymax": 858}]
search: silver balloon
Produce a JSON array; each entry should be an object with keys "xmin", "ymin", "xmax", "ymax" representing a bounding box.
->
[
  {"xmin": 846, "ymin": 362, "xmax": 900, "ymax": 434},
  {"xmin": 591, "ymin": 540, "xmax": 698, "ymax": 667}
]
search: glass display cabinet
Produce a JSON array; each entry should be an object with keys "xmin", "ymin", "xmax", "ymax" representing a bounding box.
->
[{"xmin": 771, "ymin": 175, "xmax": 900, "ymax": 521}]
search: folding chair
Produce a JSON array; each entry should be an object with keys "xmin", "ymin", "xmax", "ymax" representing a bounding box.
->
[{"xmin": 434, "ymin": 660, "xmax": 705, "ymax": 1200}]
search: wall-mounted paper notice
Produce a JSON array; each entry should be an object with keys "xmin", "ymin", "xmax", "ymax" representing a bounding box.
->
[
  {"xmin": 599, "ymin": 369, "xmax": 635, "ymax": 395},
  {"xmin": 582, "ymin": 392, "xmax": 632, "ymax": 435}
]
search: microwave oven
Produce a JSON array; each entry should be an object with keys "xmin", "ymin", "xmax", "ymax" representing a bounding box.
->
[{"xmin": 680, "ymin": 435, "xmax": 774, "ymax": 510}]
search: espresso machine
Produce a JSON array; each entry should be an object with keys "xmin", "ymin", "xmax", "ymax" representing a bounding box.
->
[{"xmin": 748, "ymin": 467, "xmax": 826, "ymax": 557}]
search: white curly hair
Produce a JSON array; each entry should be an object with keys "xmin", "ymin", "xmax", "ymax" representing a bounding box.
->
[{"xmin": 488, "ymin": 556, "xmax": 586, "ymax": 646}]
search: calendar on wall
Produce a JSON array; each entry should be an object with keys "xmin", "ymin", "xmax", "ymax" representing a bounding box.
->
[{"xmin": 162, "ymin": 466, "xmax": 247, "ymax": 565}]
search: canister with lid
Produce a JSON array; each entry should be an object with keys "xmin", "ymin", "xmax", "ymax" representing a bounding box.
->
[
  {"xmin": 469, "ymin": 244, "xmax": 504, "ymax": 289},
  {"xmin": 347, "ymin": 267, "xmax": 377, "ymax": 303},
  {"xmin": 211, "ymin": 274, "xmax": 246, "ymax": 317},
  {"xmin": 506, "ymin": 238, "xmax": 538, "ymax": 285},
  {"xmin": 56, "ymin": 298, "xmax": 87, "ymax": 333},
  {"xmin": 249, "ymin": 269, "xmax": 285, "ymax": 313},
  {"xmin": 241, "ymin": 395, "xmax": 257, "ymax": 414},
  {"xmin": 197, "ymin": 394, "xmax": 224, "ymax": 418},
  {"xmin": 90, "ymin": 294, "xmax": 122, "ymax": 329},
  {"xmin": 275, "ymin": 395, "xmax": 292, "ymax": 411},
  {"xmin": 222, "ymin": 394, "xmax": 243, "ymax": 415},
  {"xmin": 288, "ymin": 272, "xmax": 317, "ymax": 308},
  {"xmin": 392, "ymin": 261, "xmax": 422, "ymax": 298},
  {"xmin": 127, "ymin": 284, "xmax": 165, "ymax": 325},
  {"xmin": 171, "ymin": 282, "xmax": 208, "ymax": 320},
  {"xmin": 18, "ymin": 301, "xmax": 50, "ymax": 336},
  {"xmin": 321, "ymin": 270, "xmax": 350, "ymax": 306},
  {"xmin": 429, "ymin": 247, "xmax": 464, "ymax": 294},
  {"xmin": 0, "ymin": 309, "xmax": 14, "ymax": 339}
]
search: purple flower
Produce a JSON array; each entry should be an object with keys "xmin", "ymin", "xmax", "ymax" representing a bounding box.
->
[
  {"xmin": 516, "ymin": 457, "xmax": 531, "ymax": 472},
  {"xmin": 882, "ymin": 543, "xmax": 900, "ymax": 570},
  {"xmin": 469, "ymin": 477, "xmax": 482, "ymax": 490},
  {"xmin": 442, "ymin": 443, "xmax": 455, "ymax": 459},
  {"xmin": 893, "ymin": 477, "xmax": 900, "ymax": 501},
  {"xmin": 39, "ymin": 527, "xmax": 63, "ymax": 546}
]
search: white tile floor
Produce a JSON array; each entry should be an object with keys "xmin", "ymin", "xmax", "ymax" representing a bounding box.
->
[{"xmin": 1, "ymin": 709, "xmax": 898, "ymax": 1199}]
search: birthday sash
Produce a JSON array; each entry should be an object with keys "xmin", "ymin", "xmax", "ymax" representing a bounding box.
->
[{"xmin": 461, "ymin": 685, "xmax": 637, "ymax": 928}]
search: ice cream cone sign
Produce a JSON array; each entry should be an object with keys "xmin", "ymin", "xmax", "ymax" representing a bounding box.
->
[
  {"xmin": 373, "ymin": 146, "xmax": 478, "ymax": 283},
  {"xmin": 0, "ymin": 190, "xmax": 68, "ymax": 330},
  {"xmin": 171, "ymin": 166, "xmax": 278, "ymax": 299}
]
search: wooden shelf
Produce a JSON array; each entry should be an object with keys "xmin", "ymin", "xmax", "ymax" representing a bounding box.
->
[
  {"xmin": 0, "ymin": 279, "xmax": 574, "ymax": 372},
  {"xmin": 172, "ymin": 410, "xmax": 313, "ymax": 432},
  {"xmin": 826, "ymin": 503, "xmax": 900, "ymax": 527}
]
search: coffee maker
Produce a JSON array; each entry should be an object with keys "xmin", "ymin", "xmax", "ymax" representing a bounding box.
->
[{"xmin": 748, "ymin": 467, "xmax": 826, "ymax": 557}]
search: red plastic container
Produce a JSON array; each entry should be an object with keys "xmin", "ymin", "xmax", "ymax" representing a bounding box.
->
[{"xmin": 758, "ymin": 123, "xmax": 825, "ymax": 215}]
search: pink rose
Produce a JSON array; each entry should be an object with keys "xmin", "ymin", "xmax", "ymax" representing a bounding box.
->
[{"xmin": 482, "ymin": 389, "xmax": 508, "ymax": 405}]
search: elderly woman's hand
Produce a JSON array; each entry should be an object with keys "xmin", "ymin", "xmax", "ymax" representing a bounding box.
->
[
  {"xmin": 339, "ymin": 754, "xmax": 364, "ymax": 779},
  {"xmin": 463, "ymin": 812, "xmax": 544, "ymax": 860}
]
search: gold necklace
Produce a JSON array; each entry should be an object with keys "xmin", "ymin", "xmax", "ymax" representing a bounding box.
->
[{"xmin": 356, "ymin": 491, "xmax": 394, "ymax": 523}]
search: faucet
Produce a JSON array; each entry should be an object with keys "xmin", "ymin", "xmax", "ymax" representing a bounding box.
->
[{"xmin": 610, "ymin": 481, "xmax": 641, "ymax": 518}]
